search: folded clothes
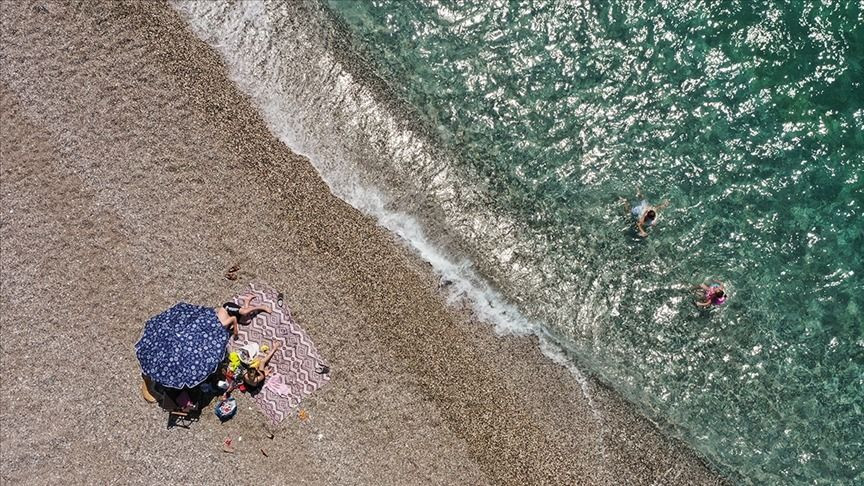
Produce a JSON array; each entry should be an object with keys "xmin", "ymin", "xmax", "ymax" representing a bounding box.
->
[{"xmin": 264, "ymin": 376, "xmax": 293, "ymax": 397}]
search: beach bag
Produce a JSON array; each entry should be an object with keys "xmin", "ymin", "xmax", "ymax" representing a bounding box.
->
[
  {"xmin": 238, "ymin": 343, "xmax": 260, "ymax": 364},
  {"xmin": 214, "ymin": 397, "xmax": 237, "ymax": 421}
]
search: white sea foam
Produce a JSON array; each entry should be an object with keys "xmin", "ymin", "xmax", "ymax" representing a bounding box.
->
[
  {"xmin": 538, "ymin": 336, "xmax": 610, "ymax": 464},
  {"xmin": 168, "ymin": 1, "xmax": 611, "ymax": 420},
  {"xmin": 170, "ymin": 0, "xmax": 546, "ymax": 336},
  {"xmin": 168, "ymin": 0, "xmax": 613, "ymax": 418},
  {"xmin": 170, "ymin": 2, "xmax": 864, "ymax": 482}
]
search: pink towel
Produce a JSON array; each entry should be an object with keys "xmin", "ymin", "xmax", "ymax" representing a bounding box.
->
[{"xmin": 264, "ymin": 376, "xmax": 294, "ymax": 397}]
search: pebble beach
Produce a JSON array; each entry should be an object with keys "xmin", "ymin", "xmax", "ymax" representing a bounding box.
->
[{"xmin": 0, "ymin": 2, "xmax": 727, "ymax": 484}]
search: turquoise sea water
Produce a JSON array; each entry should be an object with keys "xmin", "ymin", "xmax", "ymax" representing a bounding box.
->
[{"xmin": 328, "ymin": 1, "xmax": 864, "ymax": 483}]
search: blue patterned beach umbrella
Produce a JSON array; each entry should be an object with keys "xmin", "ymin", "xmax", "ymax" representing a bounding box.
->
[{"xmin": 136, "ymin": 302, "xmax": 229, "ymax": 389}]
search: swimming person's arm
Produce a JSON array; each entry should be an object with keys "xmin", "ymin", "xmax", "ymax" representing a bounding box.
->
[
  {"xmin": 636, "ymin": 221, "xmax": 648, "ymax": 237},
  {"xmin": 619, "ymin": 197, "xmax": 630, "ymax": 212}
]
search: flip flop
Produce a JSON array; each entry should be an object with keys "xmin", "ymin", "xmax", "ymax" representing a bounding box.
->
[{"xmin": 277, "ymin": 292, "xmax": 284, "ymax": 308}]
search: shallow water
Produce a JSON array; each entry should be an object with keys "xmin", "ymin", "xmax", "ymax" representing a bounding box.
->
[
  {"xmin": 174, "ymin": 0, "xmax": 863, "ymax": 483},
  {"xmin": 328, "ymin": 1, "xmax": 864, "ymax": 483}
]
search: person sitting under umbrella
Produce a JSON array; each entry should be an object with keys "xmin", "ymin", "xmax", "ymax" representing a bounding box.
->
[
  {"xmin": 216, "ymin": 294, "xmax": 271, "ymax": 339},
  {"xmin": 137, "ymin": 302, "xmax": 232, "ymax": 404}
]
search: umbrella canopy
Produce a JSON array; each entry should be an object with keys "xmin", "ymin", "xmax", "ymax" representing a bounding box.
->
[{"xmin": 136, "ymin": 302, "xmax": 229, "ymax": 389}]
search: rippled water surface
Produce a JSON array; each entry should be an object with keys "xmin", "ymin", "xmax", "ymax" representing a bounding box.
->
[{"xmin": 327, "ymin": 1, "xmax": 864, "ymax": 483}]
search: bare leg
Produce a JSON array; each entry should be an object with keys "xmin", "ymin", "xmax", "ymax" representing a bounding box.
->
[
  {"xmin": 140, "ymin": 375, "xmax": 158, "ymax": 403},
  {"xmin": 240, "ymin": 305, "xmax": 271, "ymax": 317},
  {"xmin": 215, "ymin": 307, "xmax": 237, "ymax": 329},
  {"xmin": 216, "ymin": 308, "xmax": 239, "ymax": 338},
  {"xmin": 223, "ymin": 315, "xmax": 238, "ymax": 330}
]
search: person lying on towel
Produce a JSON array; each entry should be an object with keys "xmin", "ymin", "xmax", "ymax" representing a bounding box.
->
[{"xmin": 221, "ymin": 342, "xmax": 281, "ymax": 398}]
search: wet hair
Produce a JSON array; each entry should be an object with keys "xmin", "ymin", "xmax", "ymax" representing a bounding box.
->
[
  {"xmin": 645, "ymin": 210, "xmax": 656, "ymax": 220},
  {"xmin": 714, "ymin": 290, "xmax": 725, "ymax": 299}
]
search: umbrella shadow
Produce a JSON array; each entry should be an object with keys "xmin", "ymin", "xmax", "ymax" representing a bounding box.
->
[{"xmin": 146, "ymin": 378, "xmax": 220, "ymax": 430}]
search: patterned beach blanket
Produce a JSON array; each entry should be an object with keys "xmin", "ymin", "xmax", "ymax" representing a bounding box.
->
[{"xmin": 229, "ymin": 284, "xmax": 330, "ymax": 423}]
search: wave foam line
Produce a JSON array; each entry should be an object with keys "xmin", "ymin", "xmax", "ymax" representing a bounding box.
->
[{"xmin": 170, "ymin": 0, "xmax": 603, "ymax": 409}]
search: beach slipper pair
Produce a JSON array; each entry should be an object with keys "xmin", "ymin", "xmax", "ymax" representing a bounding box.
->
[{"xmin": 225, "ymin": 264, "xmax": 240, "ymax": 281}]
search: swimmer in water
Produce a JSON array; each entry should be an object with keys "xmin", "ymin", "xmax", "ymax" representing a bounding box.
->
[
  {"xmin": 621, "ymin": 190, "xmax": 669, "ymax": 237},
  {"xmin": 696, "ymin": 281, "xmax": 726, "ymax": 308}
]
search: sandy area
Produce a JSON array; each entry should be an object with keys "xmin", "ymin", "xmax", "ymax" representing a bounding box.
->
[{"xmin": 0, "ymin": 1, "xmax": 727, "ymax": 484}]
